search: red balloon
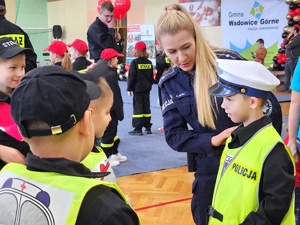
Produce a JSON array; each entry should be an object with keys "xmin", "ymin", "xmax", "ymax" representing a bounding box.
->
[
  {"xmin": 97, "ymin": 0, "xmax": 112, "ymax": 13},
  {"xmin": 114, "ymin": 7, "xmax": 126, "ymax": 20},
  {"xmin": 115, "ymin": 0, "xmax": 131, "ymax": 14},
  {"xmin": 280, "ymin": 43, "xmax": 285, "ymax": 48},
  {"xmin": 290, "ymin": 10, "xmax": 296, "ymax": 18},
  {"xmin": 296, "ymin": 8, "xmax": 300, "ymax": 15},
  {"xmin": 277, "ymin": 59, "xmax": 282, "ymax": 64}
]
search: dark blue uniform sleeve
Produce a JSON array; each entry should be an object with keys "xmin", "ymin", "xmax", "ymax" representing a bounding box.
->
[
  {"xmin": 161, "ymin": 85, "xmax": 224, "ymax": 157},
  {"xmin": 241, "ymin": 143, "xmax": 295, "ymax": 225},
  {"xmin": 127, "ymin": 60, "xmax": 137, "ymax": 92}
]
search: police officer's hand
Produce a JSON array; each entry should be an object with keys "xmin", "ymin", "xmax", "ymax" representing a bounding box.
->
[
  {"xmin": 211, "ymin": 126, "xmax": 238, "ymax": 147},
  {"xmin": 0, "ymin": 145, "xmax": 26, "ymax": 164}
]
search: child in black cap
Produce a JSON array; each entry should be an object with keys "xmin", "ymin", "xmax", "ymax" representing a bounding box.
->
[
  {"xmin": 207, "ymin": 59, "xmax": 295, "ymax": 225},
  {"xmin": 0, "ymin": 66, "xmax": 140, "ymax": 225},
  {"xmin": 0, "ymin": 37, "xmax": 33, "ymax": 170}
]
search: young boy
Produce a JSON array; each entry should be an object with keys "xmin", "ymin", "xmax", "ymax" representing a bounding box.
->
[
  {"xmin": 81, "ymin": 79, "xmax": 117, "ymax": 183},
  {"xmin": 252, "ymin": 38, "xmax": 267, "ymax": 65},
  {"xmin": 0, "ymin": 37, "xmax": 33, "ymax": 170},
  {"xmin": 67, "ymin": 39, "xmax": 92, "ymax": 71},
  {"xmin": 207, "ymin": 59, "xmax": 295, "ymax": 225},
  {"xmin": 127, "ymin": 41, "xmax": 155, "ymax": 135},
  {"xmin": 0, "ymin": 66, "xmax": 140, "ymax": 225},
  {"xmin": 87, "ymin": 48, "xmax": 127, "ymax": 166}
]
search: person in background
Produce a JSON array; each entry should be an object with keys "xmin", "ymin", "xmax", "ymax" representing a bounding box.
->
[
  {"xmin": 115, "ymin": 31, "xmax": 125, "ymax": 64},
  {"xmin": 0, "ymin": 37, "xmax": 33, "ymax": 170},
  {"xmin": 287, "ymin": 58, "xmax": 300, "ymax": 225},
  {"xmin": 87, "ymin": 48, "xmax": 127, "ymax": 166},
  {"xmin": 43, "ymin": 40, "xmax": 72, "ymax": 71},
  {"xmin": 0, "ymin": 66, "xmax": 140, "ymax": 225},
  {"xmin": 208, "ymin": 59, "xmax": 295, "ymax": 225},
  {"xmin": 0, "ymin": 0, "xmax": 37, "ymax": 72},
  {"xmin": 127, "ymin": 41, "xmax": 154, "ymax": 135},
  {"xmin": 279, "ymin": 25, "xmax": 300, "ymax": 92},
  {"xmin": 81, "ymin": 78, "xmax": 117, "ymax": 183},
  {"xmin": 67, "ymin": 38, "xmax": 92, "ymax": 71},
  {"xmin": 155, "ymin": 41, "xmax": 171, "ymax": 107},
  {"xmin": 87, "ymin": 1, "xmax": 117, "ymax": 63},
  {"xmin": 156, "ymin": 4, "xmax": 236, "ymax": 225},
  {"xmin": 252, "ymin": 38, "xmax": 267, "ymax": 65}
]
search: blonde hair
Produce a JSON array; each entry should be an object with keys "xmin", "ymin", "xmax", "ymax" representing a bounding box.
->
[
  {"xmin": 156, "ymin": 4, "xmax": 218, "ymax": 129},
  {"xmin": 135, "ymin": 49, "xmax": 149, "ymax": 58},
  {"xmin": 61, "ymin": 52, "xmax": 72, "ymax": 71},
  {"xmin": 90, "ymin": 77, "xmax": 113, "ymax": 109}
]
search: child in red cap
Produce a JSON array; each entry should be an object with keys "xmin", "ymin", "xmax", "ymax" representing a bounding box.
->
[
  {"xmin": 86, "ymin": 48, "xmax": 127, "ymax": 166},
  {"xmin": 127, "ymin": 41, "xmax": 155, "ymax": 135},
  {"xmin": 43, "ymin": 40, "xmax": 72, "ymax": 71},
  {"xmin": 67, "ymin": 39, "xmax": 92, "ymax": 71}
]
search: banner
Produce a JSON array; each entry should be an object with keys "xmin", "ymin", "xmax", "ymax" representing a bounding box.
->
[
  {"xmin": 221, "ymin": 0, "xmax": 288, "ymax": 67},
  {"xmin": 179, "ymin": 0, "xmax": 221, "ymax": 26},
  {"xmin": 126, "ymin": 24, "xmax": 156, "ymax": 66}
]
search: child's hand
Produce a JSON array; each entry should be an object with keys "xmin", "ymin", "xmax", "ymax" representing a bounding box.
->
[
  {"xmin": 125, "ymin": 195, "xmax": 133, "ymax": 207},
  {"xmin": 211, "ymin": 126, "xmax": 238, "ymax": 147},
  {"xmin": 0, "ymin": 145, "xmax": 26, "ymax": 164},
  {"xmin": 127, "ymin": 91, "xmax": 132, "ymax": 96}
]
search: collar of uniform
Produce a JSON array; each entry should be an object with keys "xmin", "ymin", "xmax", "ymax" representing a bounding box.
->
[
  {"xmin": 25, "ymin": 153, "xmax": 110, "ymax": 178},
  {"xmin": 228, "ymin": 116, "xmax": 272, "ymax": 148}
]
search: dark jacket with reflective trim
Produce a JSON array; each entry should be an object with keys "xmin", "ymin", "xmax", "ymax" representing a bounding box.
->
[
  {"xmin": 0, "ymin": 15, "xmax": 37, "ymax": 72},
  {"xmin": 127, "ymin": 57, "xmax": 154, "ymax": 93}
]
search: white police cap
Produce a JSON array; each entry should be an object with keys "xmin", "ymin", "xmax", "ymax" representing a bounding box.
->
[{"xmin": 209, "ymin": 59, "xmax": 280, "ymax": 98}]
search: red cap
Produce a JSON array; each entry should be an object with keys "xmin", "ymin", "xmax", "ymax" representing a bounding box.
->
[
  {"xmin": 135, "ymin": 41, "xmax": 146, "ymax": 51},
  {"xmin": 67, "ymin": 39, "xmax": 88, "ymax": 54},
  {"xmin": 101, "ymin": 48, "xmax": 124, "ymax": 60},
  {"xmin": 43, "ymin": 41, "xmax": 67, "ymax": 56}
]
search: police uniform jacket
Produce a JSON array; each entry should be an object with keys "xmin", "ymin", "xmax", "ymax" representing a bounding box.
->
[
  {"xmin": 226, "ymin": 116, "xmax": 295, "ymax": 224},
  {"xmin": 159, "ymin": 67, "xmax": 236, "ymax": 180},
  {"xmin": 127, "ymin": 57, "xmax": 154, "ymax": 93},
  {"xmin": 0, "ymin": 91, "xmax": 30, "ymax": 169},
  {"xmin": 87, "ymin": 59, "xmax": 124, "ymax": 121},
  {"xmin": 23, "ymin": 153, "xmax": 140, "ymax": 225},
  {"xmin": 87, "ymin": 17, "xmax": 116, "ymax": 61},
  {"xmin": 0, "ymin": 15, "xmax": 37, "ymax": 72},
  {"xmin": 72, "ymin": 56, "xmax": 92, "ymax": 71}
]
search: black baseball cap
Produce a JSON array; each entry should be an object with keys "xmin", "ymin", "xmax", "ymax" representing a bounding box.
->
[
  {"xmin": 84, "ymin": 80, "xmax": 102, "ymax": 100},
  {"xmin": 0, "ymin": 37, "xmax": 33, "ymax": 58},
  {"xmin": 0, "ymin": 0, "xmax": 5, "ymax": 7},
  {"xmin": 11, "ymin": 66, "xmax": 91, "ymax": 138}
]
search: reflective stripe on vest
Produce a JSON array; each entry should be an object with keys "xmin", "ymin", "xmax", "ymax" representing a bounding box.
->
[
  {"xmin": 0, "ymin": 163, "xmax": 129, "ymax": 225},
  {"xmin": 209, "ymin": 124, "xmax": 295, "ymax": 225},
  {"xmin": 81, "ymin": 145, "xmax": 117, "ymax": 183},
  {"xmin": 0, "ymin": 34, "xmax": 25, "ymax": 47}
]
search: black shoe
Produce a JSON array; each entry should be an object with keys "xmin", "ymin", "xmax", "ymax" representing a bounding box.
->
[
  {"xmin": 145, "ymin": 128, "xmax": 152, "ymax": 134},
  {"xmin": 278, "ymin": 87, "xmax": 290, "ymax": 92},
  {"xmin": 128, "ymin": 129, "xmax": 143, "ymax": 135}
]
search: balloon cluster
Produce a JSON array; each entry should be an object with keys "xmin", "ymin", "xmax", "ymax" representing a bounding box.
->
[
  {"xmin": 117, "ymin": 63, "xmax": 129, "ymax": 80},
  {"xmin": 97, "ymin": 0, "xmax": 131, "ymax": 21},
  {"xmin": 270, "ymin": 0, "xmax": 300, "ymax": 71}
]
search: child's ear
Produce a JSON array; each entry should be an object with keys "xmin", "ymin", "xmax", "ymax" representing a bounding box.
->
[
  {"xmin": 89, "ymin": 107, "xmax": 94, "ymax": 118},
  {"xmin": 249, "ymin": 97, "xmax": 259, "ymax": 109},
  {"xmin": 78, "ymin": 109, "xmax": 93, "ymax": 137}
]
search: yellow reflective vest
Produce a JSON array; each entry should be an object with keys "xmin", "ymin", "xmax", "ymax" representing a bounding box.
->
[
  {"xmin": 81, "ymin": 145, "xmax": 117, "ymax": 183},
  {"xmin": 209, "ymin": 125, "xmax": 295, "ymax": 225},
  {"xmin": 0, "ymin": 163, "xmax": 133, "ymax": 225}
]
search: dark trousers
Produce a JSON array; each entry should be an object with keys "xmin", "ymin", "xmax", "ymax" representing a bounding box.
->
[
  {"xmin": 100, "ymin": 112, "xmax": 119, "ymax": 157},
  {"xmin": 284, "ymin": 58, "xmax": 298, "ymax": 89},
  {"xmin": 191, "ymin": 155, "xmax": 220, "ymax": 225},
  {"xmin": 132, "ymin": 92, "xmax": 152, "ymax": 129}
]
